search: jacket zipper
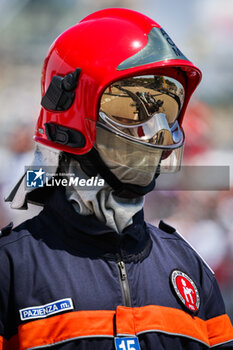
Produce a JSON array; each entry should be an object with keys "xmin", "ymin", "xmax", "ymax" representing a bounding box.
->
[{"xmin": 117, "ymin": 261, "xmax": 132, "ymax": 307}]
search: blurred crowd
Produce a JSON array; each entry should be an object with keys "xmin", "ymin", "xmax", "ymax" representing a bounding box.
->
[
  {"xmin": 0, "ymin": 0, "xmax": 233, "ymax": 321},
  {"xmin": 144, "ymin": 100, "xmax": 233, "ymax": 320}
]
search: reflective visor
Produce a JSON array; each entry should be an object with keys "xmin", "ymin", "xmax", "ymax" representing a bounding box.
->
[
  {"xmin": 99, "ymin": 75, "xmax": 185, "ymax": 149},
  {"xmin": 96, "ymin": 125, "xmax": 184, "ymax": 186}
]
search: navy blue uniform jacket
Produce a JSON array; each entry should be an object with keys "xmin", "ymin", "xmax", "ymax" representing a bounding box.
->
[{"xmin": 0, "ymin": 188, "xmax": 233, "ymax": 349}]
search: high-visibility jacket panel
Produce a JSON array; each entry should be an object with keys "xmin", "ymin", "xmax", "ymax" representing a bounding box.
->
[{"xmin": 0, "ymin": 188, "xmax": 232, "ymax": 349}]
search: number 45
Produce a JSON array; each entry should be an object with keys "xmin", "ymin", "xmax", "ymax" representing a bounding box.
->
[{"xmin": 115, "ymin": 337, "xmax": 141, "ymax": 350}]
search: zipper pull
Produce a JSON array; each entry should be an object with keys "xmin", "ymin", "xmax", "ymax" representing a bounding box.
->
[{"xmin": 118, "ymin": 261, "xmax": 127, "ymax": 281}]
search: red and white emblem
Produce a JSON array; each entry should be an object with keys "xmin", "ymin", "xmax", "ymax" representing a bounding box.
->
[{"xmin": 170, "ymin": 270, "xmax": 200, "ymax": 313}]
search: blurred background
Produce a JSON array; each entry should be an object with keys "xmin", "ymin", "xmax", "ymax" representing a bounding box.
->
[{"xmin": 0, "ymin": 0, "xmax": 233, "ymax": 320}]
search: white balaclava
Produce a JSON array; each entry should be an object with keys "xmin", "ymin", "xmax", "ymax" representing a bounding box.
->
[
  {"xmin": 6, "ymin": 144, "xmax": 144, "ymax": 234},
  {"xmin": 65, "ymin": 156, "xmax": 144, "ymax": 234}
]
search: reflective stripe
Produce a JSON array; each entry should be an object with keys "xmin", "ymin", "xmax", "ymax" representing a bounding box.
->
[
  {"xmin": 116, "ymin": 305, "xmax": 209, "ymax": 346},
  {"xmin": 206, "ymin": 314, "xmax": 233, "ymax": 347},
  {"xmin": 116, "ymin": 306, "xmax": 233, "ymax": 347},
  {"xmin": 0, "ymin": 335, "xmax": 19, "ymax": 350},
  {"xmin": 19, "ymin": 310, "xmax": 115, "ymax": 350},
  {"xmin": 18, "ymin": 306, "xmax": 233, "ymax": 350}
]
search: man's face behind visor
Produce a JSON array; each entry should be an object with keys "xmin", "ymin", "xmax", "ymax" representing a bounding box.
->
[{"xmin": 95, "ymin": 75, "xmax": 185, "ymax": 187}]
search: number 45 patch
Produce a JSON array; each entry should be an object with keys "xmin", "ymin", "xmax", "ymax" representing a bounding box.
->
[{"xmin": 115, "ymin": 337, "xmax": 141, "ymax": 350}]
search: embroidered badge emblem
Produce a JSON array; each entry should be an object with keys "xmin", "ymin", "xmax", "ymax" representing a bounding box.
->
[{"xmin": 170, "ymin": 270, "xmax": 200, "ymax": 313}]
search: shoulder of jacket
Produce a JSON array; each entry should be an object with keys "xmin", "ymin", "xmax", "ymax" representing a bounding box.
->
[
  {"xmin": 0, "ymin": 220, "xmax": 32, "ymax": 249},
  {"xmin": 0, "ymin": 222, "xmax": 14, "ymax": 238},
  {"xmin": 148, "ymin": 220, "xmax": 215, "ymax": 278},
  {"xmin": 158, "ymin": 220, "xmax": 177, "ymax": 234},
  {"xmin": 147, "ymin": 220, "xmax": 178, "ymax": 237},
  {"xmin": 157, "ymin": 220, "xmax": 215, "ymax": 276}
]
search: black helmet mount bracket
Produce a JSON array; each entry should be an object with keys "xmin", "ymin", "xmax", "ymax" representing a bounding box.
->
[{"xmin": 41, "ymin": 68, "xmax": 81, "ymax": 111}]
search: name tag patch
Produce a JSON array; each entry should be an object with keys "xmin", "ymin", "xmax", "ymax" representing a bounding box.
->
[{"xmin": 19, "ymin": 298, "xmax": 74, "ymax": 321}]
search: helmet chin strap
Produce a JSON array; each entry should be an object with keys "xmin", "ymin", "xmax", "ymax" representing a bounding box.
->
[{"xmin": 72, "ymin": 147, "xmax": 159, "ymax": 199}]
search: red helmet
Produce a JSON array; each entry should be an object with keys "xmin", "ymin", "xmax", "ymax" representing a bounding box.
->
[{"xmin": 35, "ymin": 8, "xmax": 201, "ymax": 156}]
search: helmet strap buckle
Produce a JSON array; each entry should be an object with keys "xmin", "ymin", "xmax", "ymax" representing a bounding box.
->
[{"xmin": 44, "ymin": 123, "xmax": 86, "ymax": 148}]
